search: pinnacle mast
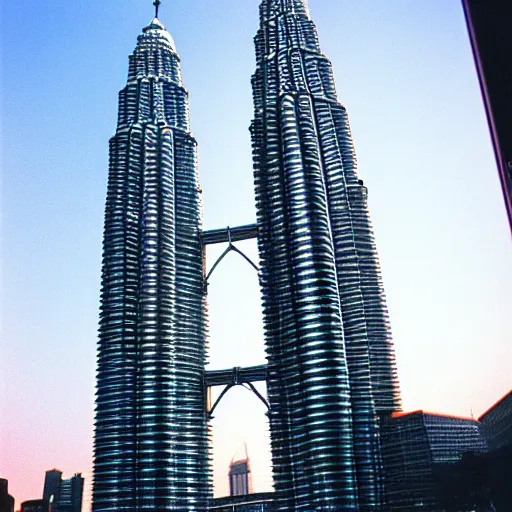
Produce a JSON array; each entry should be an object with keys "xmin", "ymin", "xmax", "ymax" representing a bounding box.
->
[{"xmin": 153, "ymin": 0, "xmax": 161, "ymax": 19}]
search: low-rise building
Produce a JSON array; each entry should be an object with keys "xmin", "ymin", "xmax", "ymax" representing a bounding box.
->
[
  {"xmin": 20, "ymin": 500, "xmax": 49, "ymax": 512},
  {"xmin": 209, "ymin": 492, "xmax": 275, "ymax": 511},
  {"xmin": 381, "ymin": 410, "xmax": 487, "ymax": 511}
]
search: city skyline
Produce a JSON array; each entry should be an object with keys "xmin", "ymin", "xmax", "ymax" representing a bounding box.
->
[{"xmin": 1, "ymin": 1, "xmax": 511, "ymax": 510}]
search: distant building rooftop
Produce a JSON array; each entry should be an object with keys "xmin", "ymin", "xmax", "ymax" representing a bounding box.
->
[
  {"xmin": 392, "ymin": 410, "xmax": 477, "ymax": 422},
  {"xmin": 20, "ymin": 500, "xmax": 49, "ymax": 512},
  {"xmin": 478, "ymin": 389, "xmax": 512, "ymax": 451}
]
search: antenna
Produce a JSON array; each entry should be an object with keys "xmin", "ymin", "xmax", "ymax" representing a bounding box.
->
[{"xmin": 153, "ymin": 0, "xmax": 161, "ymax": 18}]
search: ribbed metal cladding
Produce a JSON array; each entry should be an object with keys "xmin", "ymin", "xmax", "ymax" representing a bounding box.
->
[
  {"xmin": 250, "ymin": 1, "xmax": 401, "ymax": 510},
  {"xmin": 93, "ymin": 18, "xmax": 209, "ymax": 511}
]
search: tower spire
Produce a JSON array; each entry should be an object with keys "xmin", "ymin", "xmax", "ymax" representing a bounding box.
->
[{"xmin": 153, "ymin": 0, "xmax": 161, "ymax": 18}]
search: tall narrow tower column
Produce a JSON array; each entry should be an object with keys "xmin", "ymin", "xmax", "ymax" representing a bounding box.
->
[
  {"xmin": 251, "ymin": 1, "xmax": 401, "ymax": 510},
  {"xmin": 93, "ymin": 14, "xmax": 209, "ymax": 512}
]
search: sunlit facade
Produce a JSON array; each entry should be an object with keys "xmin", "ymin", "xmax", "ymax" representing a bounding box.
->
[
  {"xmin": 250, "ymin": 1, "xmax": 401, "ymax": 510},
  {"xmin": 92, "ymin": 16, "xmax": 209, "ymax": 512}
]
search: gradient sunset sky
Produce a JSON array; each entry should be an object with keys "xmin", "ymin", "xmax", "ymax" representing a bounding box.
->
[{"xmin": 1, "ymin": 0, "xmax": 511, "ymax": 510}]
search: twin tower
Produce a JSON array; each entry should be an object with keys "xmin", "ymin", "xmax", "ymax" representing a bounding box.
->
[{"xmin": 93, "ymin": 1, "xmax": 401, "ymax": 511}]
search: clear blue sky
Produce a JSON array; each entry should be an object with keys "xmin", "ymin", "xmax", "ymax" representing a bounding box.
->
[{"xmin": 1, "ymin": 0, "xmax": 511, "ymax": 509}]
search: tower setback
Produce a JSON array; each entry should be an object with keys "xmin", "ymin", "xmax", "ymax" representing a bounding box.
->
[
  {"xmin": 93, "ymin": 16, "xmax": 209, "ymax": 512},
  {"xmin": 250, "ymin": 1, "xmax": 401, "ymax": 510}
]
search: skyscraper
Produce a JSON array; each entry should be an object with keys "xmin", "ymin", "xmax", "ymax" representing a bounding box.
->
[
  {"xmin": 250, "ymin": 1, "xmax": 400, "ymax": 510},
  {"xmin": 229, "ymin": 447, "xmax": 253, "ymax": 497},
  {"xmin": 92, "ymin": 7, "xmax": 209, "ymax": 512},
  {"xmin": 94, "ymin": 1, "xmax": 400, "ymax": 510},
  {"xmin": 58, "ymin": 474, "xmax": 84, "ymax": 512},
  {"xmin": 42, "ymin": 470, "xmax": 84, "ymax": 512},
  {"xmin": 43, "ymin": 470, "xmax": 62, "ymax": 509},
  {"xmin": 229, "ymin": 460, "xmax": 252, "ymax": 497}
]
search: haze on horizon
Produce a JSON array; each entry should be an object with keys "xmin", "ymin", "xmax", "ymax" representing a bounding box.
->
[{"xmin": 1, "ymin": 0, "xmax": 510, "ymax": 510}]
